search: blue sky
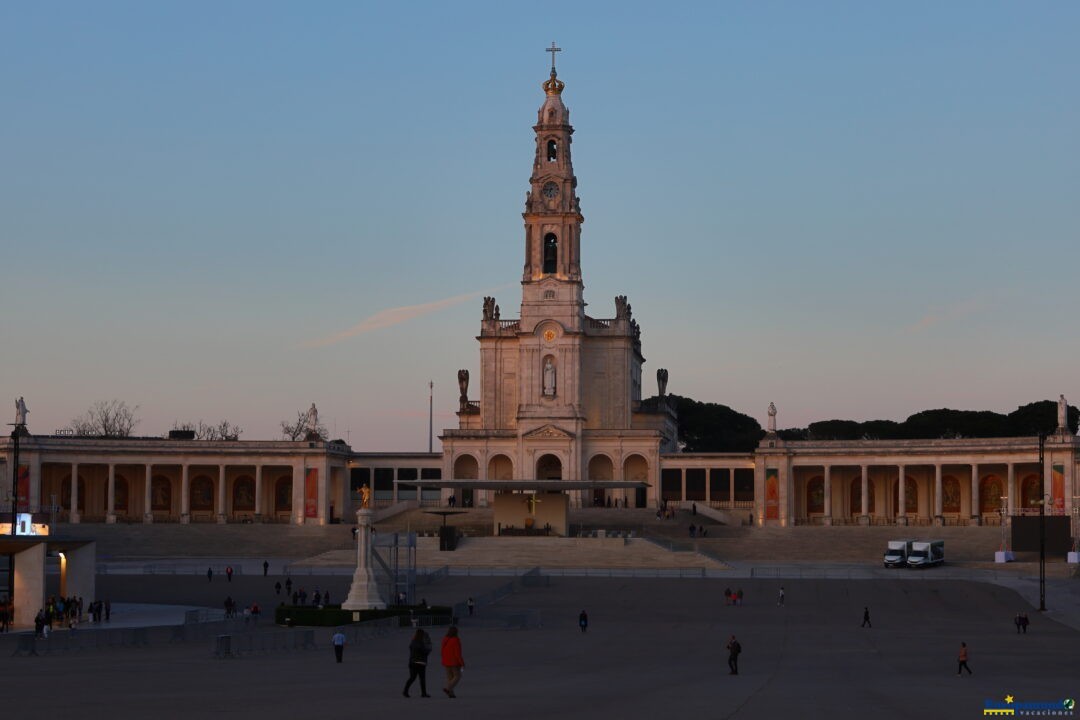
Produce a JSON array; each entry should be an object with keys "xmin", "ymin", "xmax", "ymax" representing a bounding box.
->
[{"xmin": 2, "ymin": 1, "xmax": 1078, "ymax": 448}]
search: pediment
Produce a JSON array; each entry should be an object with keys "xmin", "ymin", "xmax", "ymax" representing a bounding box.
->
[{"xmin": 522, "ymin": 424, "xmax": 575, "ymax": 440}]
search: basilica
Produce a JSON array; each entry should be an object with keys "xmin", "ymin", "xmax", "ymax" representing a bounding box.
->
[{"xmin": 2, "ymin": 61, "xmax": 1078, "ymax": 534}]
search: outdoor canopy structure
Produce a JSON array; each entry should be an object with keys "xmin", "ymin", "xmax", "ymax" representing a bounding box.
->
[{"xmin": 395, "ymin": 480, "xmax": 650, "ymax": 537}]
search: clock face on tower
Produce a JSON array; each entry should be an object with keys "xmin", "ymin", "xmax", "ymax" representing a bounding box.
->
[{"xmin": 542, "ymin": 181, "xmax": 559, "ymax": 199}]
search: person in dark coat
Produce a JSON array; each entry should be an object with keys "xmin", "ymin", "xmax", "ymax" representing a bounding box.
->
[
  {"xmin": 1015, "ymin": 613, "xmax": 1023, "ymax": 634},
  {"xmin": 579, "ymin": 610, "xmax": 588, "ymax": 633},
  {"xmin": 726, "ymin": 635, "xmax": 742, "ymax": 675},
  {"xmin": 862, "ymin": 607, "xmax": 872, "ymax": 628},
  {"xmin": 403, "ymin": 628, "xmax": 433, "ymax": 697}
]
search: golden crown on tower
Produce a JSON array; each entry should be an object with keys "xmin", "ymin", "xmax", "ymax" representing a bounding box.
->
[{"xmin": 543, "ymin": 69, "xmax": 565, "ymax": 96}]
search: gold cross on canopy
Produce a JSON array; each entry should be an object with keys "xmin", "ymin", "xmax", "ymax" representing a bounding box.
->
[
  {"xmin": 546, "ymin": 42, "xmax": 561, "ymax": 72},
  {"xmin": 526, "ymin": 494, "xmax": 543, "ymax": 515}
]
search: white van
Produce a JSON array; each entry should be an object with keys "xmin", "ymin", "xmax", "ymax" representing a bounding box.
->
[
  {"xmin": 883, "ymin": 539, "xmax": 915, "ymax": 568},
  {"xmin": 907, "ymin": 540, "xmax": 944, "ymax": 568}
]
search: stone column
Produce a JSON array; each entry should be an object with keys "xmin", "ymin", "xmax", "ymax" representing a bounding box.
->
[
  {"xmin": 859, "ymin": 465, "xmax": 869, "ymax": 525},
  {"xmin": 143, "ymin": 463, "xmax": 153, "ymax": 523},
  {"xmin": 897, "ymin": 465, "xmax": 907, "ymax": 525},
  {"xmin": 28, "ymin": 458, "xmax": 42, "ymax": 513},
  {"xmin": 341, "ymin": 509, "xmax": 386, "ymax": 610},
  {"xmin": 106, "ymin": 463, "xmax": 116, "ymax": 524},
  {"xmin": 180, "ymin": 464, "xmax": 190, "ymax": 523},
  {"xmin": 254, "ymin": 465, "xmax": 264, "ymax": 521},
  {"xmin": 294, "ymin": 464, "xmax": 306, "ymax": 525},
  {"xmin": 729, "ymin": 469, "xmax": 735, "ymax": 505},
  {"xmin": 69, "ymin": 463, "xmax": 80, "ymax": 524},
  {"xmin": 216, "ymin": 464, "xmax": 227, "ymax": 524},
  {"xmin": 934, "ymin": 464, "xmax": 943, "ymax": 526},
  {"xmin": 823, "ymin": 465, "xmax": 833, "ymax": 526},
  {"xmin": 680, "ymin": 468, "xmax": 686, "ymax": 507},
  {"xmin": 970, "ymin": 463, "xmax": 980, "ymax": 525}
]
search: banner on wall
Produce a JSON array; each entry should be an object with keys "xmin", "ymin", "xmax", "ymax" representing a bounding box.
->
[
  {"xmin": 17, "ymin": 465, "xmax": 30, "ymax": 511},
  {"xmin": 304, "ymin": 468, "xmax": 319, "ymax": 518},
  {"xmin": 765, "ymin": 468, "xmax": 779, "ymax": 520},
  {"xmin": 1051, "ymin": 464, "xmax": 1064, "ymax": 513}
]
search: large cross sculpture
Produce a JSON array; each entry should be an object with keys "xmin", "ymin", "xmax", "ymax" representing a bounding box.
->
[
  {"xmin": 546, "ymin": 42, "xmax": 561, "ymax": 72},
  {"xmin": 526, "ymin": 494, "xmax": 543, "ymax": 515}
]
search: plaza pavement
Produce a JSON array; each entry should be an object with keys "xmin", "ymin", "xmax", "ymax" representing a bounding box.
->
[{"xmin": 4, "ymin": 574, "xmax": 1078, "ymax": 720}]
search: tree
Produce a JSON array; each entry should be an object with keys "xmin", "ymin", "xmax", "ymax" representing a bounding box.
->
[
  {"xmin": 68, "ymin": 400, "xmax": 140, "ymax": 437},
  {"xmin": 281, "ymin": 410, "xmax": 327, "ymax": 441},
  {"xmin": 662, "ymin": 394, "xmax": 764, "ymax": 453},
  {"xmin": 171, "ymin": 419, "xmax": 242, "ymax": 441}
]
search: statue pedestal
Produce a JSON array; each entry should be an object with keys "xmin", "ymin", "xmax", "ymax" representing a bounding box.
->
[{"xmin": 341, "ymin": 508, "xmax": 386, "ymax": 610}]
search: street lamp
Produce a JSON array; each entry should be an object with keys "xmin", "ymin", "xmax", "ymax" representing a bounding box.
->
[{"xmin": 7, "ymin": 421, "xmax": 25, "ymax": 621}]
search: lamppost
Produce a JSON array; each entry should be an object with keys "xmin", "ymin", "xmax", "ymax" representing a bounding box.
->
[
  {"xmin": 7, "ymin": 419, "xmax": 25, "ymax": 620},
  {"xmin": 1037, "ymin": 431, "xmax": 1047, "ymax": 611}
]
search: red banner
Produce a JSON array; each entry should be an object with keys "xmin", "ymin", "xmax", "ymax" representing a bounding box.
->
[
  {"xmin": 304, "ymin": 468, "xmax": 319, "ymax": 518},
  {"xmin": 765, "ymin": 469, "xmax": 779, "ymax": 520},
  {"xmin": 17, "ymin": 466, "xmax": 30, "ymax": 512}
]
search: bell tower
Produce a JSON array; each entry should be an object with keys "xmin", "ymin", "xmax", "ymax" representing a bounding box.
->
[{"xmin": 520, "ymin": 44, "xmax": 585, "ymax": 334}]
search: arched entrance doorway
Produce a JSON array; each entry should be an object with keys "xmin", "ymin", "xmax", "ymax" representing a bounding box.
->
[
  {"xmin": 536, "ymin": 454, "xmax": 562, "ymax": 480},
  {"xmin": 454, "ymin": 455, "xmax": 479, "ymax": 507},
  {"xmin": 587, "ymin": 454, "xmax": 614, "ymax": 507},
  {"xmin": 623, "ymin": 454, "xmax": 649, "ymax": 508}
]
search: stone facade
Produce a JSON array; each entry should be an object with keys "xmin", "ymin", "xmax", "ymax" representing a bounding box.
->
[{"xmin": 439, "ymin": 65, "xmax": 678, "ymax": 508}]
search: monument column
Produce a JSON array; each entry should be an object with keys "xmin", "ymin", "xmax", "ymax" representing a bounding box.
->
[
  {"xmin": 180, "ymin": 464, "xmax": 191, "ymax": 523},
  {"xmin": 970, "ymin": 463, "xmax": 980, "ymax": 525},
  {"xmin": 934, "ymin": 464, "xmax": 943, "ymax": 526},
  {"xmin": 823, "ymin": 465, "xmax": 832, "ymax": 526},
  {"xmin": 106, "ymin": 463, "xmax": 116, "ymax": 524},
  {"xmin": 859, "ymin": 464, "xmax": 869, "ymax": 525},
  {"xmin": 143, "ymin": 463, "xmax": 153, "ymax": 523},
  {"xmin": 897, "ymin": 464, "xmax": 907, "ymax": 525},
  {"xmin": 254, "ymin": 465, "xmax": 264, "ymax": 521},
  {"xmin": 69, "ymin": 463, "xmax": 80, "ymax": 524},
  {"xmin": 216, "ymin": 464, "xmax": 227, "ymax": 524}
]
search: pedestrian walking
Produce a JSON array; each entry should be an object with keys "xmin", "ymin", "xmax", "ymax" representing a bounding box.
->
[
  {"xmin": 225, "ymin": 565, "xmax": 234, "ymax": 582},
  {"xmin": 403, "ymin": 628, "xmax": 432, "ymax": 697},
  {"xmin": 104, "ymin": 600, "xmax": 111, "ymax": 622},
  {"xmin": 275, "ymin": 581, "xmax": 282, "ymax": 595},
  {"xmin": 726, "ymin": 635, "xmax": 742, "ymax": 675},
  {"xmin": 1014, "ymin": 613, "xmax": 1022, "ymax": 634},
  {"xmin": 332, "ymin": 630, "xmax": 346, "ymax": 663},
  {"xmin": 1020, "ymin": 613, "xmax": 1029, "ymax": 634},
  {"xmin": 206, "ymin": 567, "xmax": 213, "ymax": 583},
  {"xmin": 441, "ymin": 626, "xmax": 465, "ymax": 698},
  {"xmin": 467, "ymin": 597, "xmax": 475, "ymax": 616},
  {"xmin": 724, "ymin": 588, "xmax": 732, "ymax": 606},
  {"xmin": 957, "ymin": 642, "xmax": 972, "ymax": 675},
  {"xmin": 778, "ymin": 586, "xmax": 785, "ymax": 606},
  {"xmin": 263, "ymin": 560, "xmax": 269, "ymax": 576},
  {"xmin": 736, "ymin": 588, "xmax": 744, "ymax": 606},
  {"xmin": 285, "ymin": 577, "xmax": 293, "ymax": 595},
  {"xmin": 862, "ymin": 607, "xmax": 872, "ymax": 628},
  {"xmin": 579, "ymin": 610, "xmax": 589, "ymax": 633}
]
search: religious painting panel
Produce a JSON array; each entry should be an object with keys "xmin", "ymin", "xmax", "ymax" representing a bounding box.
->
[
  {"xmin": 849, "ymin": 477, "xmax": 861, "ymax": 516},
  {"xmin": 304, "ymin": 469, "xmax": 318, "ymax": 518},
  {"xmin": 892, "ymin": 477, "xmax": 918, "ymax": 514},
  {"xmin": 1020, "ymin": 475, "xmax": 1041, "ymax": 508},
  {"xmin": 233, "ymin": 476, "xmax": 256, "ymax": 512},
  {"xmin": 275, "ymin": 477, "xmax": 292, "ymax": 512},
  {"xmin": 114, "ymin": 477, "xmax": 129, "ymax": 513},
  {"xmin": 60, "ymin": 477, "xmax": 87, "ymax": 512},
  {"xmin": 1052, "ymin": 464, "xmax": 1064, "ymax": 512},
  {"xmin": 979, "ymin": 476, "xmax": 1003, "ymax": 514},
  {"xmin": 942, "ymin": 476, "xmax": 961, "ymax": 513},
  {"xmin": 765, "ymin": 468, "xmax": 779, "ymax": 520},
  {"xmin": 151, "ymin": 476, "xmax": 171, "ymax": 511},
  {"xmin": 806, "ymin": 477, "xmax": 824, "ymax": 515},
  {"xmin": 191, "ymin": 476, "xmax": 214, "ymax": 511},
  {"xmin": 17, "ymin": 466, "xmax": 29, "ymax": 511}
]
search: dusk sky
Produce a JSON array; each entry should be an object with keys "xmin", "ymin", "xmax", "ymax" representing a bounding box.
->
[{"xmin": 3, "ymin": 2, "xmax": 1078, "ymax": 449}]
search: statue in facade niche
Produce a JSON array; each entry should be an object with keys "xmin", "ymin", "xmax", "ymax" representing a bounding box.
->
[
  {"xmin": 767, "ymin": 402, "xmax": 777, "ymax": 433},
  {"xmin": 657, "ymin": 369, "xmax": 669, "ymax": 398},
  {"xmin": 15, "ymin": 396, "xmax": 28, "ymax": 426},
  {"xmin": 493, "ymin": 304, "xmax": 500, "ymax": 321},
  {"xmin": 543, "ymin": 357, "xmax": 557, "ymax": 396},
  {"xmin": 482, "ymin": 296, "xmax": 496, "ymax": 321},
  {"xmin": 457, "ymin": 369, "xmax": 470, "ymax": 409},
  {"xmin": 615, "ymin": 295, "xmax": 628, "ymax": 320}
]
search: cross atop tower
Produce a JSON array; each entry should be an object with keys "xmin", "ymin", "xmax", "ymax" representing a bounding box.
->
[{"xmin": 546, "ymin": 42, "xmax": 561, "ymax": 73}]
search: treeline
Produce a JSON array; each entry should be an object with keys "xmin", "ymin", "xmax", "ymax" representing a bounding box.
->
[{"xmin": 662, "ymin": 395, "xmax": 1078, "ymax": 453}]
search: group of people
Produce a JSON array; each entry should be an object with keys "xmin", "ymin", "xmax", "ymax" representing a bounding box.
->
[
  {"xmin": 1013, "ymin": 612, "xmax": 1031, "ymax": 634},
  {"xmin": 723, "ymin": 587, "xmax": 745, "ymax": 605},
  {"xmin": 31, "ymin": 596, "xmax": 111, "ymax": 637},
  {"xmin": 332, "ymin": 625, "xmax": 467, "ymax": 699},
  {"xmin": 688, "ymin": 524, "xmax": 708, "ymax": 538},
  {"xmin": 223, "ymin": 596, "xmax": 262, "ymax": 622}
]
